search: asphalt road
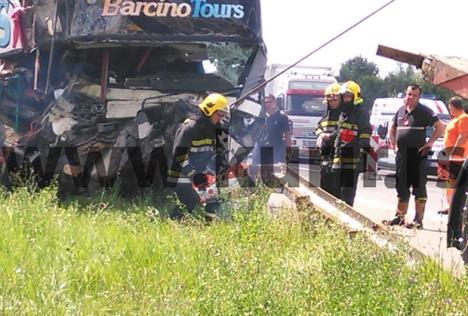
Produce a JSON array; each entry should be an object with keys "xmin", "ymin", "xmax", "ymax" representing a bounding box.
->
[{"xmin": 291, "ymin": 162, "xmax": 447, "ymax": 218}]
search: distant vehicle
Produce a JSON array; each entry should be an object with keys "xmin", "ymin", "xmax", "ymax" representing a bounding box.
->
[
  {"xmin": 370, "ymin": 96, "xmax": 450, "ymax": 174},
  {"xmin": 265, "ymin": 64, "xmax": 336, "ymax": 161}
]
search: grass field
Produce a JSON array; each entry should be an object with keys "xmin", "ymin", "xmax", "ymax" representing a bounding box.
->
[{"xmin": 0, "ymin": 186, "xmax": 467, "ymax": 315}]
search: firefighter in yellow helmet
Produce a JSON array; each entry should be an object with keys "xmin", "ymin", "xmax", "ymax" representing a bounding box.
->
[
  {"xmin": 330, "ymin": 81, "xmax": 371, "ymax": 206},
  {"xmin": 315, "ymin": 82, "xmax": 342, "ymax": 196},
  {"xmin": 340, "ymin": 80, "xmax": 363, "ymax": 105},
  {"xmin": 168, "ymin": 93, "xmax": 229, "ymax": 220}
]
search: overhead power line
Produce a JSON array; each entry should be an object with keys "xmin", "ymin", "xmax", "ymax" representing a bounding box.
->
[{"xmin": 232, "ymin": 0, "xmax": 397, "ymax": 109}]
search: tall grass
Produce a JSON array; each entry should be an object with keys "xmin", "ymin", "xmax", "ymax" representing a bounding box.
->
[{"xmin": 0, "ymin": 186, "xmax": 466, "ymax": 315}]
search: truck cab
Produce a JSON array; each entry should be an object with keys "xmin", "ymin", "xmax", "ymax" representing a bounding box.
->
[
  {"xmin": 281, "ymin": 78, "xmax": 335, "ymax": 160},
  {"xmin": 265, "ymin": 64, "xmax": 336, "ymax": 161}
]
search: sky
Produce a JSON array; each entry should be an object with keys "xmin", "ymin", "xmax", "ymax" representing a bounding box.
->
[{"xmin": 260, "ymin": 0, "xmax": 468, "ymax": 77}]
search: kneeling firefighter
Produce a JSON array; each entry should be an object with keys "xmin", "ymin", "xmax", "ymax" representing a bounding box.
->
[
  {"xmin": 316, "ymin": 82, "xmax": 341, "ymax": 196},
  {"xmin": 331, "ymin": 81, "xmax": 371, "ymax": 206},
  {"xmin": 167, "ymin": 93, "xmax": 229, "ymax": 220}
]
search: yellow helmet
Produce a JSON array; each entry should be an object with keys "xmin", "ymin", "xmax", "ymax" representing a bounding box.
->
[
  {"xmin": 323, "ymin": 83, "xmax": 341, "ymax": 104},
  {"xmin": 325, "ymin": 83, "xmax": 341, "ymax": 96},
  {"xmin": 340, "ymin": 81, "xmax": 363, "ymax": 105},
  {"xmin": 198, "ymin": 93, "xmax": 229, "ymax": 117}
]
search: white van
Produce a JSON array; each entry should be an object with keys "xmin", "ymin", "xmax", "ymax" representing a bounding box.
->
[{"xmin": 370, "ymin": 97, "xmax": 450, "ymax": 174}]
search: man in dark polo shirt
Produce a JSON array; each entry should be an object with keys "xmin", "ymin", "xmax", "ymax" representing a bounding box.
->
[
  {"xmin": 383, "ymin": 84, "xmax": 445, "ymax": 229},
  {"xmin": 249, "ymin": 94, "xmax": 291, "ymax": 180},
  {"xmin": 253, "ymin": 95, "xmax": 291, "ymax": 164},
  {"xmin": 264, "ymin": 95, "xmax": 292, "ymax": 163}
]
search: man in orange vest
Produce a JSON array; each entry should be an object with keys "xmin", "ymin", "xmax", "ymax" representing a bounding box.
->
[{"xmin": 438, "ymin": 96, "xmax": 468, "ymax": 215}]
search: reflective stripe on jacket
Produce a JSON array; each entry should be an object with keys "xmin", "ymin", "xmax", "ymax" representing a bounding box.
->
[
  {"xmin": 332, "ymin": 105, "xmax": 371, "ymax": 170},
  {"xmin": 316, "ymin": 107, "xmax": 342, "ymax": 163},
  {"xmin": 168, "ymin": 113, "xmax": 217, "ymax": 184}
]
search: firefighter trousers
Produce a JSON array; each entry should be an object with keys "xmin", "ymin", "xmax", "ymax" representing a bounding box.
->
[
  {"xmin": 320, "ymin": 163, "xmax": 339, "ymax": 197},
  {"xmin": 170, "ymin": 183, "xmax": 219, "ymax": 220},
  {"xmin": 332, "ymin": 168, "xmax": 359, "ymax": 207},
  {"xmin": 174, "ymin": 183, "xmax": 200, "ymax": 214}
]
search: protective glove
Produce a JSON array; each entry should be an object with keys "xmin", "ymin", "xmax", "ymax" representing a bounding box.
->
[{"xmin": 316, "ymin": 133, "xmax": 330, "ymax": 149}]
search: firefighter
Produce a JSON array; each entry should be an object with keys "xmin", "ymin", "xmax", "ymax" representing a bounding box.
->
[
  {"xmin": 316, "ymin": 82, "xmax": 341, "ymax": 196},
  {"xmin": 331, "ymin": 81, "xmax": 371, "ymax": 206},
  {"xmin": 167, "ymin": 93, "xmax": 228, "ymax": 220}
]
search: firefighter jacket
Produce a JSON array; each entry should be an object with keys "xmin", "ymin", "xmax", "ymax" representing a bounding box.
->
[
  {"xmin": 331, "ymin": 103, "xmax": 371, "ymax": 170},
  {"xmin": 316, "ymin": 107, "xmax": 341, "ymax": 164},
  {"xmin": 168, "ymin": 112, "xmax": 217, "ymax": 185}
]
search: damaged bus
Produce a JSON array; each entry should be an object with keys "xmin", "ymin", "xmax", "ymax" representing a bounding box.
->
[{"xmin": 0, "ymin": 0, "xmax": 266, "ymax": 196}]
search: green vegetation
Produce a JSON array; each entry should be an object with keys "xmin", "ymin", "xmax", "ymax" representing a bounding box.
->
[
  {"xmin": 0, "ymin": 186, "xmax": 467, "ymax": 315},
  {"xmin": 338, "ymin": 56, "xmax": 457, "ymax": 110}
]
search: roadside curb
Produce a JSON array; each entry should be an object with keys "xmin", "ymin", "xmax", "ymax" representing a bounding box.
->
[{"xmin": 276, "ymin": 167, "xmax": 457, "ymax": 274}]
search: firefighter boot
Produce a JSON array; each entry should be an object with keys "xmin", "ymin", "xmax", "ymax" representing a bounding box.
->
[
  {"xmin": 204, "ymin": 200, "xmax": 220, "ymax": 223},
  {"xmin": 383, "ymin": 200, "xmax": 408, "ymax": 226},
  {"xmin": 406, "ymin": 198, "xmax": 425, "ymax": 230}
]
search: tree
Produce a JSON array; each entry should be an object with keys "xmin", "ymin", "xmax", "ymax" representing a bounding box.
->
[
  {"xmin": 338, "ymin": 56, "xmax": 385, "ymax": 111},
  {"xmin": 383, "ymin": 64, "xmax": 416, "ymax": 97},
  {"xmin": 384, "ymin": 64, "xmax": 454, "ymax": 103},
  {"xmin": 338, "ymin": 57, "xmax": 455, "ymax": 111},
  {"xmin": 358, "ymin": 75, "xmax": 387, "ymax": 112},
  {"xmin": 337, "ymin": 56, "xmax": 379, "ymax": 82}
]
